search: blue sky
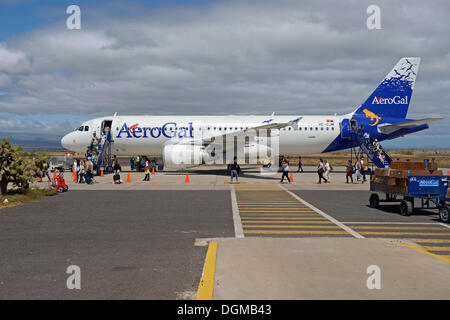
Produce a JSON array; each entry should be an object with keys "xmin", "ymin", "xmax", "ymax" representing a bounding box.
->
[{"xmin": 0, "ymin": 0, "xmax": 449, "ymax": 149}]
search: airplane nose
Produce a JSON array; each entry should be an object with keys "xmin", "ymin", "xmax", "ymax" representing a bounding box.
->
[{"xmin": 61, "ymin": 133, "xmax": 73, "ymax": 150}]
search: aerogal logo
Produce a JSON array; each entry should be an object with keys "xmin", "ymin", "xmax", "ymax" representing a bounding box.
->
[
  {"xmin": 372, "ymin": 96, "xmax": 408, "ymax": 105},
  {"xmin": 116, "ymin": 122, "xmax": 194, "ymax": 139}
]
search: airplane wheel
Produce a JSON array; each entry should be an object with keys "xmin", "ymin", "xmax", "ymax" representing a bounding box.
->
[
  {"xmin": 440, "ymin": 205, "xmax": 449, "ymax": 223},
  {"xmin": 400, "ymin": 200, "xmax": 413, "ymax": 216},
  {"xmin": 369, "ymin": 193, "xmax": 379, "ymax": 208}
]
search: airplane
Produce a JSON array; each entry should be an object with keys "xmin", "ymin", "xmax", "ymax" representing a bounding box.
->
[{"xmin": 61, "ymin": 57, "xmax": 441, "ymax": 169}]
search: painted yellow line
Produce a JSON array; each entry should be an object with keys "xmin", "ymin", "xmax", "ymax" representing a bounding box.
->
[
  {"xmin": 244, "ymin": 230, "xmax": 348, "ymax": 235},
  {"xmin": 398, "ymin": 241, "xmax": 450, "ymax": 264},
  {"xmin": 165, "ymin": 182, "xmax": 174, "ymax": 184},
  {"xmin": 241, "ymin": 216, "xmax": 327, "ymax": 220},
  {"xmin": 359, "ymin": 231, "xmax": 450, "ymax": 236},
  {"xmin": 238, "ymin": 205, "xmax": 311, "ymax": 208},
  {"xmin": 242, "ymin": 221, "xmax": 342, "ymax": 227},
  {"xmin": 239, "ymin": 210, "xmax": 316, "ymax": 213},
  {"xmin": 197, "ymin": 241, "xmax": 218, "ymax": 300},
  {"xmin": 240, "ymin": 215, "xmax": 323, "ymax": 218},
  {"xmin": 194, "ymin": 182, "xmax": 203, "ymax": 185},
  {"xmin": 423, "ymin": 246, "xmax": 450, "ymax": 251},
  {"xmin": 237, "ymin": 202, "xmax": 300, "ymax": 203},
  {"xmin": 408, "ymin": 239, "xmax": 450, "ymax": 244},
  {"xmin": 350, "ymin": 226, "xmax": 448, "ymax": 230},
  {"xmin": 150, "ymin": 181, "xmax": 159, "ymax": 184},
  {"xmin": 209, "ymin": 182, "xmax": 217, "ymax": 184},
  {"xmin": 243, "ymin": 224, "xmax": 345, "ymax": 229}
]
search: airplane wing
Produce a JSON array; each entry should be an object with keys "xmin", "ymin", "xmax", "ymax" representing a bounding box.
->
[
  {"xmin": 377, "ymin": 118, "xmax": 442, "ymax": 134},
  {"xmin": 165, "ymin": 117, "xmax": 303, "ymax": 146}
]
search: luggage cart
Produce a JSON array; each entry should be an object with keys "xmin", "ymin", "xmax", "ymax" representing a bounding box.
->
[{"xmin": 369, "ymin": 175, "xmax": 449, "ymax": 222}]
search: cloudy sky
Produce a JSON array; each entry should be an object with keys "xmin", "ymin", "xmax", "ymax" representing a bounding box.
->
[{"xmin": 0, "ymin": 0, "xmax": 449, "ymax": 148}]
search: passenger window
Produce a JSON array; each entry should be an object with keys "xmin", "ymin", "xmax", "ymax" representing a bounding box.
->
[
  {"xmin": 310, "ymin": 127, "xmax": 313, "ymax": 131},
  {"xmin": 321, "ymin": 127, "xmax": 324, "ymax": 131},
  {"xmin": 288, "ymin": 127, "xmax": 291, "ymax": 131},
  {"xmin": 315, "ymin": 127, "xmax": 318, "ymax": 131},
  {"xmin": 326, "ymin": 127, "xmax": 329, "ymax": 131},
  {"xmin": 332, "ymin": 127, "xmax": 334, "ymax": 130}
]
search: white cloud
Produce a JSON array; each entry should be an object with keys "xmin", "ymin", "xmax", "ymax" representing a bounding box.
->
[{"xmin": 0, "ymin": 0, "xmax": 449, "ymax": 146}]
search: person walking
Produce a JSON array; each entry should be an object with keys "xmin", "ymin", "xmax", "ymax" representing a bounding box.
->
[
  {"xmin": 73, "ymin": 159, "xmax": 80, "ymax": 183},
  {"xmin": 280, "ymin": 160, "xmax": 291, "ymax": 183},
  {"xmin": 228, "ymin": 156, "xmax": 241, "ymax": 183},
  {"xmin": 324, "ymin": 160, "xmax": 332, "ymax": 181},
  {"xmin": 317, "ymin": 158, "xmax": 328, "ymax": 184},
  {"xmin": 360, "ymin": 156, "xmax": 367, "ymax": 181},
  {"xmin": 78, "ymin": 160, "xmax": 85, "ymax": 183},
  {"xmin": 113, "ymin": 159, "xmax": 122, "ymax": 184},
  {"xmin": 85, "ymin": 157, "xmax": 93, "ymax": 184},
  {"xmin": 346, "ymin": 160, "xmax": 354, "ymax": 184},
  {"xmin": 297, "ymin": 156, "xmax": 304, "ymax": 172},
  {"xmin": 355, "ymin": 158, "xmax": 363, "ymax": 183},
  {"xmin": 136, "ymin": 155, "xmax": 141, "ymax": 172},
  {"xmin": 143, "ymin": 159, "xmax": 150, "ymax": 181}
]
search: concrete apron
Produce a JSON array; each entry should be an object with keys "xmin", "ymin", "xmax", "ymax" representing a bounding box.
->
[{"xmin": 212, "ymin": 237, "xmax": 450, "ymax": 300}]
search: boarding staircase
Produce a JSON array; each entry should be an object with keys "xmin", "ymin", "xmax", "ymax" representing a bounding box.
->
[
  {"xmin": 96, "ymin": 134, "xmax": 113, "ymax": 175},
  {"xmin": 353, "ymin": 133, "xmax": 392, "ymax": 168}
]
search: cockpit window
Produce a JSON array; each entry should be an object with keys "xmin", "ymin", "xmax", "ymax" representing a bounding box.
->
[
  {"xmin": 84, "ymin": 126, "xmax": 89, "ymax": 131},
  {"xmin": 78, "ymin": 126, "xmax": 83, "ymax": 131}
]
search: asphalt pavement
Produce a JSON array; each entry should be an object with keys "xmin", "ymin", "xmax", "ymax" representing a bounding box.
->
[{"xmin": 0, "ymin": 190, "xmax": 234, "ymax": 299}]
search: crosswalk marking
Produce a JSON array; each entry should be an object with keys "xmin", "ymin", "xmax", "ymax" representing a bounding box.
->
[
  {"xmin": 346, "ymin": 223, "xmax": 450, "ymax": 259},
  {"xmin": 235, "ymin": 189, "xmax": 354, "ymax": 238}
]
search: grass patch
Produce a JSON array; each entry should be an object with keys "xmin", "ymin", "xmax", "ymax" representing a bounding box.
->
[{"xmin": 0, "ymin": 188, "xmax": 58, "ymax": 210}]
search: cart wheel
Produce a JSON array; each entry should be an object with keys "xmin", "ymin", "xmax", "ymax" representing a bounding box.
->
[
  {"xmin": 57, "ymin": 186, "xmax": 64, "ymax": 193},
  {"xmin": 369, "ymin": 193, "xmax": 379, "ymax": 208},
  {"xmin": 64, "ymin": 185, "xmax": 69, "ymax": 192},
  {"xmin": 400, "ymin": 200, "xmax": 413, "ymax": 216},
  {"xmin": 440, "ymin": 206, "xmax": 450, "ymax": 223}
]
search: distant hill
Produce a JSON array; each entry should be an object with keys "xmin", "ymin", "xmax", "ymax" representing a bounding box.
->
[{"xmin": 0, "ymin": 132, "xmax": 66, "ymax": 152}]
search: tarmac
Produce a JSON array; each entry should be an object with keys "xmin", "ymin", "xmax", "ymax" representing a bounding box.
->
[{"xmin": 1, "ymin": 165, "xmax": 448, "ymax": 299}]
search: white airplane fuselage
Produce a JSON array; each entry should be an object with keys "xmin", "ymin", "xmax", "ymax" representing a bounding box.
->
[{"xmin": 61, "ymin": 114, "xmax": 345, "ymax": 156}]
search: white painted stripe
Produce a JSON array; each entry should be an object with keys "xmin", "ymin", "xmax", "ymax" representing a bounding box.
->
[
  {"xmin": 439, "ymin": 223, "xmax": 450, "ymax": 229},
  {"xmin": 278, "ymin": 185, "xmax": 364, "ymax": 239},
  {"xmin": 230, "ymin": 184, "xmax": 244, "ymax": 238}
]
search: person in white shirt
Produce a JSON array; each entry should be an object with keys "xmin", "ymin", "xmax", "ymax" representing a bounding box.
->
[{"xmin": 324, "ymin": 160, "xmax": 332, "ymax": 181}]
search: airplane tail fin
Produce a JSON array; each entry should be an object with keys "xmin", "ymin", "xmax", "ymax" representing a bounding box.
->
[{"xmin": 355, "ymin": 57, "xmax": 420, "ymax": 119}]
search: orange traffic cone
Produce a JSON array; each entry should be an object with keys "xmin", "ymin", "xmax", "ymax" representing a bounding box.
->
[
  {"xmin": 290, "ymin": 172, "xmax": 294, "ymax": 183},
  {"xmin": 152, "ymin": 167, "xmax": 155, "ymax": 175},
  {"xmin": 37, "ymin": 177, "xmax": 41, "ymax": 182},
  {"xmin": 126, "ymin": 172, "xmax": 131, "ymax": 183},
  {"xmin": 101, "ymin": 168, "xmax": 104, "ymax": 177},
  {"xmin": 185, "ymin": 171, "xmax": 190, "ymax": 183}
]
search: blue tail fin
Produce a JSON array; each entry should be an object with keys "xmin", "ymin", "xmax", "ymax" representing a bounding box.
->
[{"xmin": 355, "ymin": 57, "xmax": 420, "ymax": 119}]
